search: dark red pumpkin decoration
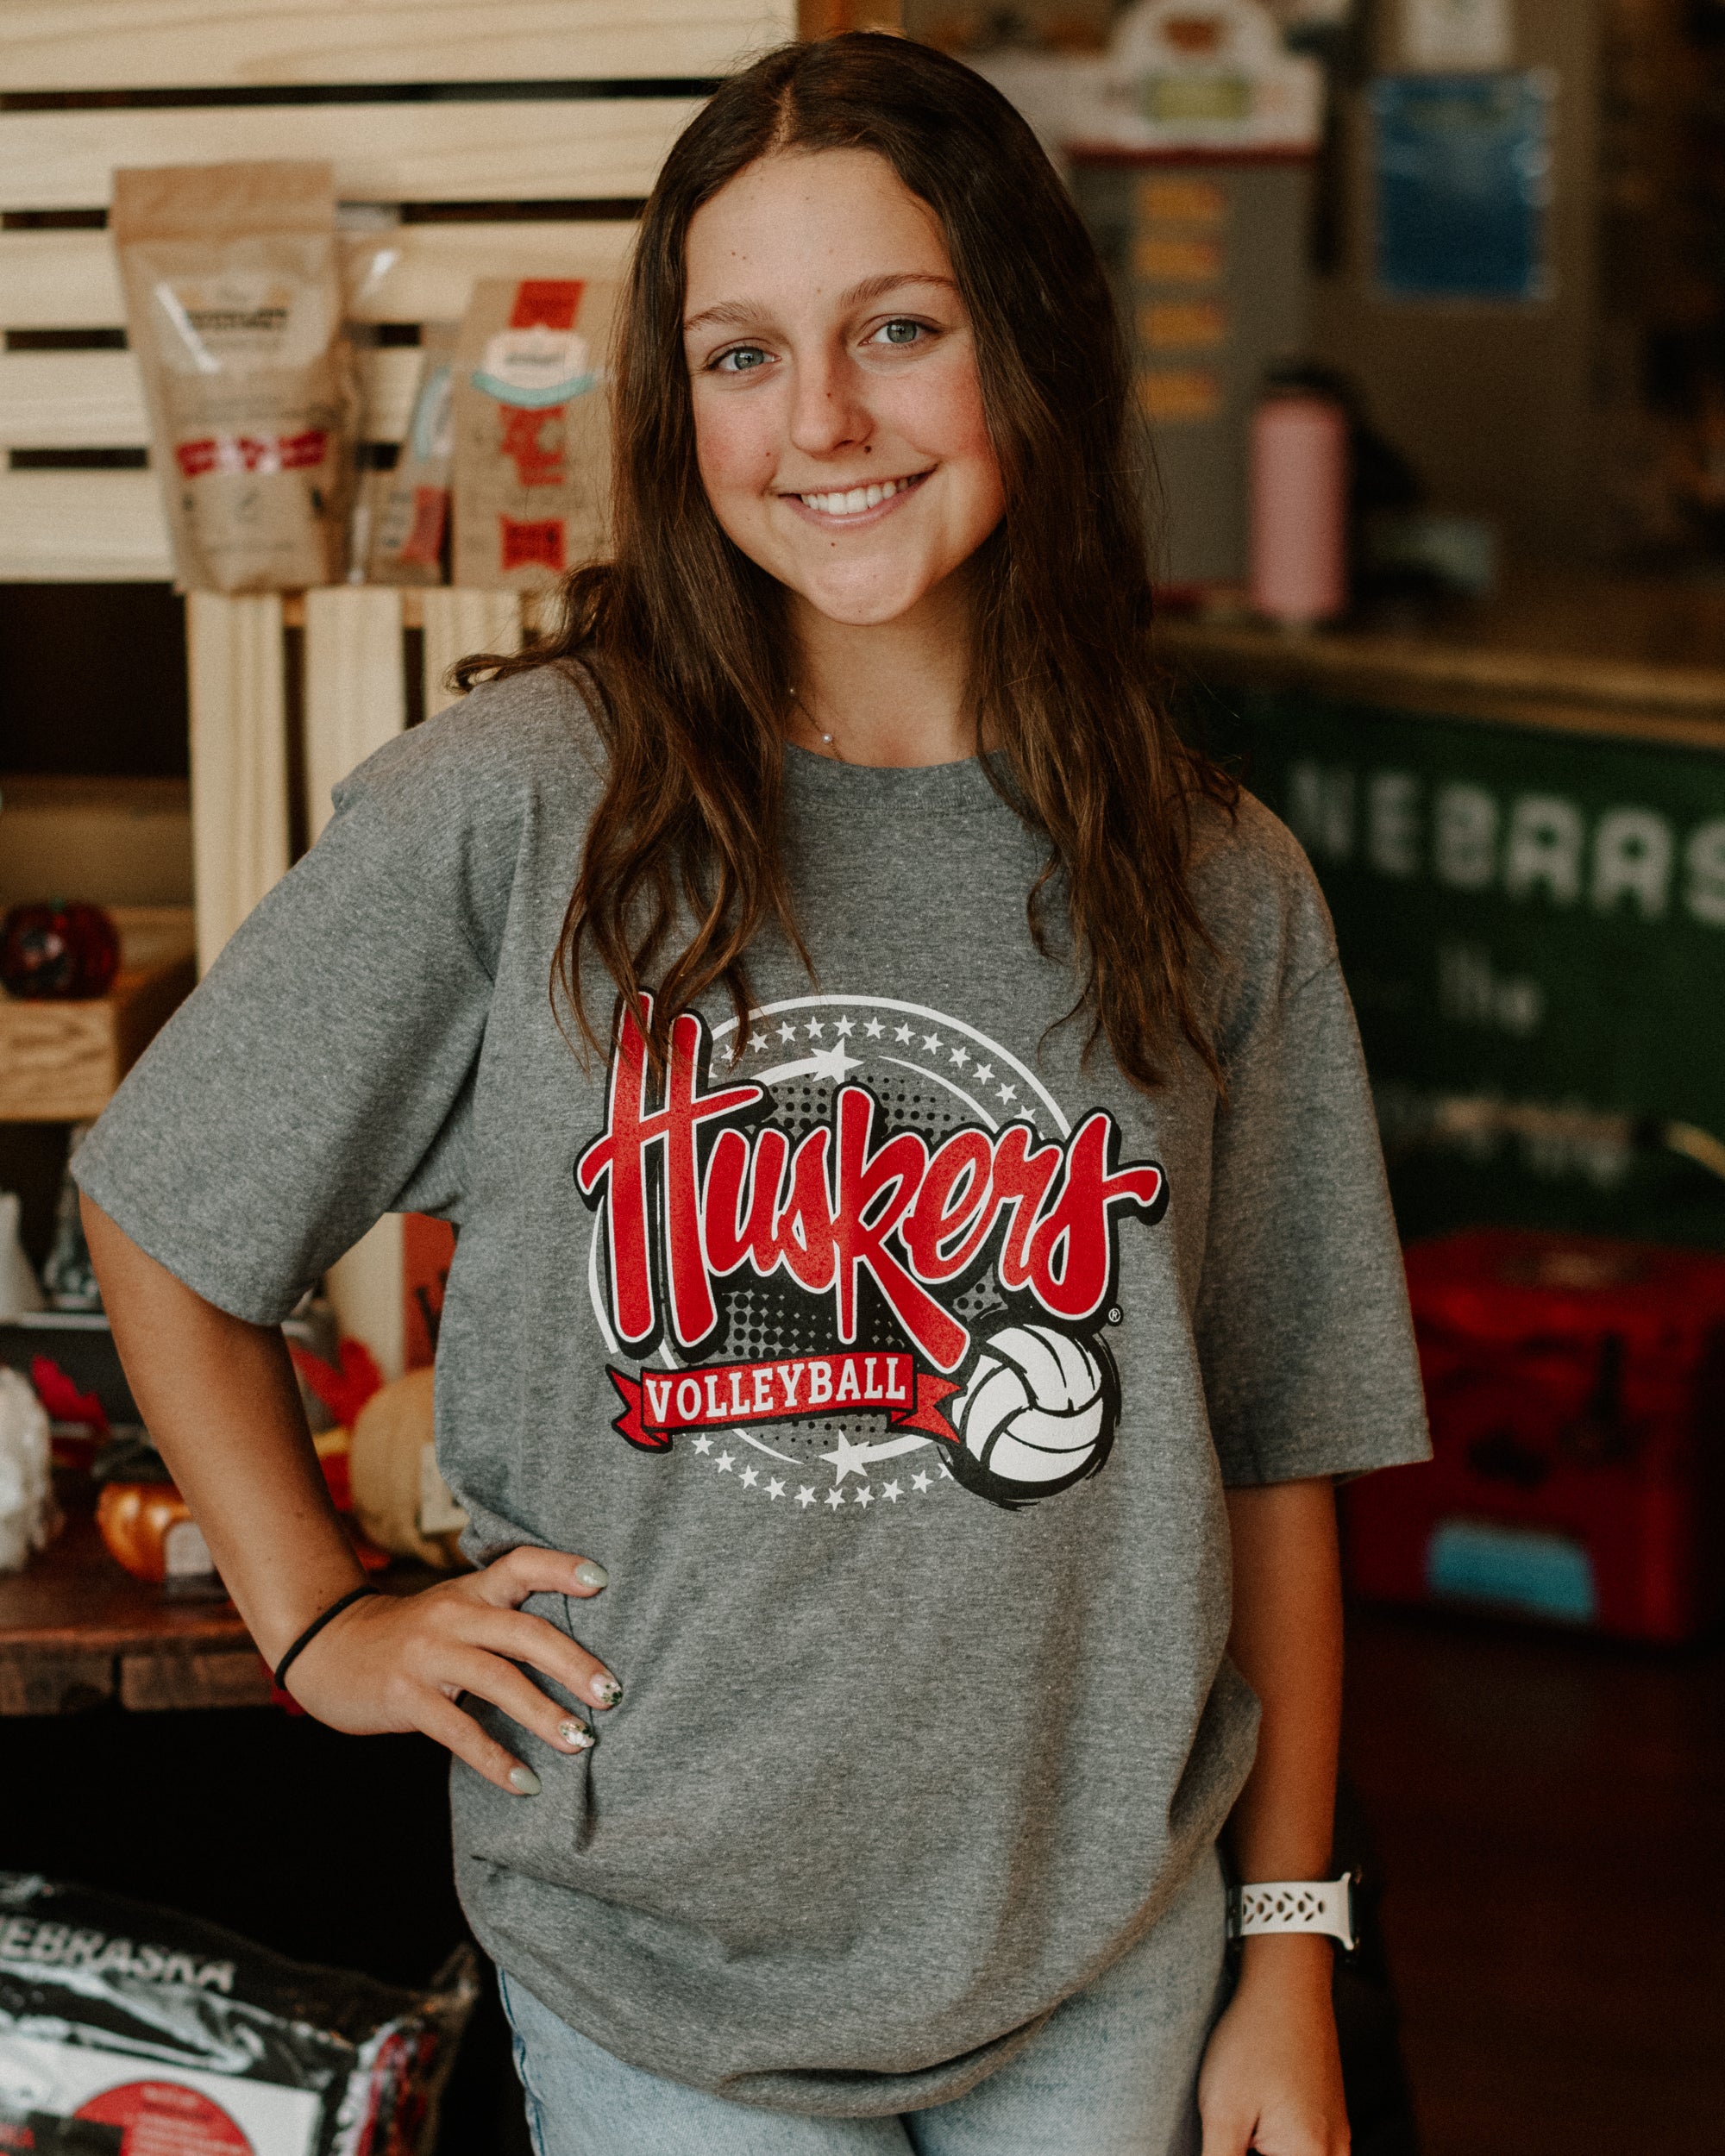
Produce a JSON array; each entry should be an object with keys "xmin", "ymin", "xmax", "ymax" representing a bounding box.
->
[{"xmin": 0, "ymin": 901, "xmax": 121, "ymax": 1000}]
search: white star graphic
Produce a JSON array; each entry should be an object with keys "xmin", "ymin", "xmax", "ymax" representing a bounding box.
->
[
  {"xmin": 854, "ymin": 1484, "xmax": 875, "ymax": 1508},
  {"xmin": 998, "ymin": 1083, "xmax": 1017, "ymax": 1103},
  {"xmin": 939, "ymin": 1460, "xmax": 954, "ymax": 1478},
  {"xmin": 824, "ymin": 1487, "xmax": 846, "ymax": 1510},
  {"xmin": 750, "ymin": 1031, "xmax": 768, "ymax": 1052},
  {"xmin": 821, "ymin": 1431, "xmax": 877, "ymax": 1484},
  {"xmin": 912, "ymin": 1470, "xmax": 932, "ymax": 1493},
  {"xmin": 715, "ymin": 1451, "xmax": 735, "ymax": 1474},
  {"xmin": 974, "ymin": 1063, "xmax": 994, "ymax": 1084},
  {"xmin": 882, "ymin": 1480, "xmax": 903, "ymax": 1502},
  {"xmin": 796, "ymin": 1485, "xmax": 816, "ymax": 1507},
  {"xmin": 865, "ymin": 1018, "xmax": 885, "ymax": 1038},
  {"xmin": 739, "ymin": 1465, "xmax": 759, "ymax": 1488},
  {"xmin": 894, "ymin": 1023, "xmax": 913, "ymax": 1043},
  {"xmin": 692, "ymin": 1433, "xmax": 713, "ymax": 1455},
  {"xmin": 810, "ymin": 1042, "xmax": 862, "ymax": 1084},
  {"xmin": 767, "ymin": 1477, "xmax": 786, "ymax": 1500},
  {"xmin": 834, "ymin": 1016, "xmax": 855, "ymax": 1037},
  {"xmin": 949, "ymin": 1044, "xmax": 969, "ymax": 1067},
  {"xmin": 806, "ymin": 1018, "xmax": 825, "ymax": 1038},
  {"xmin": 778, "ymin": 1021, "xmax": 797, "ymax": 1043},
  {"xmin": 922, "ymin": 1032, "xmax": 942, "ymax": 1052}
]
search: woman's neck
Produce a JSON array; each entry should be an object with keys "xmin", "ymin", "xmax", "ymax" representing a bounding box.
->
[{"xmin": 787, "ymin": 573, "xmax": 979, "ymax": 768}]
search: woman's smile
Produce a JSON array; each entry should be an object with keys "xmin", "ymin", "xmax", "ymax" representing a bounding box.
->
[{"xmin": 781, "ymin": 467, "xmax": 934, "ymax": 526}]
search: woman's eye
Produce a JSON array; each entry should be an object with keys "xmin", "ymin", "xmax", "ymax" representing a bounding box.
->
[
  {"xmin": 712, "ymin": 345, "xmax": 771, "ymax": 374},
  {"xmin": 872, "ymin": 318, "xmax": 927, "ymax": 349}
]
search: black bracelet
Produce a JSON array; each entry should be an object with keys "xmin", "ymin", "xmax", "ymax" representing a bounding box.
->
[{"xmin": 273, "ymin": 1583, "xmax": 385, "ymax": 1694}]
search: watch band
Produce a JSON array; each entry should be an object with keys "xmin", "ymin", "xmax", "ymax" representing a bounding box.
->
[{"xmin": 1226, "ymin": 1872, "xmax": 1358, "ymax": 1952}]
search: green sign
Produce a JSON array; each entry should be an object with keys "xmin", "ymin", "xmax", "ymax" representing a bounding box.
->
[{"xmin": 1200, "ymin": 685, "xmax": 1725, "ymax": 1250}]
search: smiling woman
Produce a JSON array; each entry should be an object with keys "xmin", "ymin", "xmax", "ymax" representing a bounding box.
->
[
  {"xmin": 459, "ymin": 32, "xmax": 1237, "ymax": 1094},
  {"xmin": 75, "ymin": 30, "xmax": 1427, "ymax": 2156}
]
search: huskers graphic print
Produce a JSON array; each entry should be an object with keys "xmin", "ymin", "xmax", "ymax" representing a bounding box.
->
[{"xmin": 574, "ymin": 993, "xmax": 1167, "ymax": 1512}]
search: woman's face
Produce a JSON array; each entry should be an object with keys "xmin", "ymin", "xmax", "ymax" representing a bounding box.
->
[{"xmin": 682, "ymin": 148, "xmax": 1006, "ymax": 630}]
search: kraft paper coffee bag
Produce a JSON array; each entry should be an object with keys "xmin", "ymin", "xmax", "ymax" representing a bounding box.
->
[
  {"xmin": 451, "ymin": 279, "xmax": 618, "ymax": 591},
  {"xmin": 112, "ymin": 162, "xmax": 356, "ymax": 592}
]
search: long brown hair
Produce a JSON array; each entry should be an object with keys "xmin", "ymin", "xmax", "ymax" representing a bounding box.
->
[{"xmin": 460, "ymin": 32, "xmax": 1237, "ymax": 1089}]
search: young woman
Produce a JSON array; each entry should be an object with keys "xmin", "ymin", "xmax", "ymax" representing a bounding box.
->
[{"xmin": 80, "ymin": 34, "xmax": 1427, "ymax": 2156}]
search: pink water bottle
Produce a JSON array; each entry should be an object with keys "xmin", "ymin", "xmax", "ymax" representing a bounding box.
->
[{"xmin": 1251, "ymin": 389, "xmax": 1349, "ymax": 627}]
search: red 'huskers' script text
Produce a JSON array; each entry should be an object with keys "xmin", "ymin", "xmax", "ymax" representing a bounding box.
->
[{"xmin": 575, "ymin": 1001, "xmax": 1167, "ymax": 1370}]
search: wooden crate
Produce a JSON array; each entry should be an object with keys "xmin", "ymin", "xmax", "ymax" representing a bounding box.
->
[
  {"xmin": 0, "ymin": 0, "xmax": 800, "ymax": 580},
  {"xmin": 0, "ymin": 906, "xmax": 196, "ymax": 1121},
  {"xmin": 0, "ymin": 959, "xmax": 194, "ymax": 1121},
  {"xmin": 186, "ymin": 584, "xmax": 528, "ymax": 962}
]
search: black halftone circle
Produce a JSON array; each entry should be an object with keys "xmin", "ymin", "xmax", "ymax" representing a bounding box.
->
[{"xmin": 701, "ymin": 1062, "xmax": 1017, "ymax": 1458}]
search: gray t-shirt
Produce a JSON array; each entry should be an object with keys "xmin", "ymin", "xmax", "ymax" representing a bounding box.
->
[{"xmin": 76, "ymin": 665, "xmax": 1428, "ymax": 2115}]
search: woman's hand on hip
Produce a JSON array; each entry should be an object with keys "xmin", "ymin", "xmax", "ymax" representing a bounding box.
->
[
  {"xmin": 282, "ymin": 1547, "xmax": 619, "ymax": 1795},
  {"xmin": 1197, "ymin": 1936, "xmax": 1350, "ymax": 2156}
]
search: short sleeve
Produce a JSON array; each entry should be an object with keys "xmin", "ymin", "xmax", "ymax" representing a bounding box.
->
[
  {"xmin": 1193, "ymin": 939, "xmax": 1431, "ymax": 1488},
  {"xmin": 73, "ymin": 765, "xmax": 499, "ymax": 1326}
]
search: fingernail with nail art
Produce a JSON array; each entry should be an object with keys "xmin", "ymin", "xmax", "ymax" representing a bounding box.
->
[
  {"xmin": 574, "ymin": 1560, "xmax": 609, "ymax": 1591},
  {"xmin": 508, "ymin": 1765, "xmax": 542, "ymax": 1796},
  {"xmin": 560, "ymin": 1720, "xmax": 595, "ymax": 1752},
  {"xmin": 591, "ymin": 1675, "xmax": 623, "ymax": 1708}
]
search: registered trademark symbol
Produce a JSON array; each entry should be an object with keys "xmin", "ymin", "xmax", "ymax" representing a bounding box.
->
[{"xmin": 1107, "ymin": 1307, "xmax": 1122, "ymax": 1325}]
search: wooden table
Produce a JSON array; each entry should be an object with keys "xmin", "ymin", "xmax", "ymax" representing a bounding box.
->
[
  {"xmin": 0, "ymin": 1496, "xmax": 269, "ymax": 1715},
  {"xmin": 0, "ymin": 1489, "xmax": 435, "ymax": 1716}
]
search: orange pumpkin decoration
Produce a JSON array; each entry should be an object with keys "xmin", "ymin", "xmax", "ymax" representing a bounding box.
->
[{"xmin": 96, "ymin": 1481, "xmax": 215, "ymax": 1585}]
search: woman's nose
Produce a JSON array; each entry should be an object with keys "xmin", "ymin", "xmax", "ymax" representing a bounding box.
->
[{"xmin": 787, "ymin": 350, "xmax": 871, "ymax": 458}]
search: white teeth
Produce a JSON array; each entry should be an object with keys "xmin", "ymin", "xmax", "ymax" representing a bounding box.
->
[{"xmin": 799, "ymin": 474, "xmax": 916, "ymax": 517}]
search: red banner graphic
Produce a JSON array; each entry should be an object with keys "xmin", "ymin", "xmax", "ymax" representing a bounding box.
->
[
  {"xmin": 606, "ymin": 1351, "xmax": 960, "ymax": 1452},
  {"xmin": 174, "ymin": 429, "xmax": 329, "ymax": 478}
]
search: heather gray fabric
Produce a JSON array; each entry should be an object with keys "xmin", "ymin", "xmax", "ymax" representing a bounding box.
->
[
  {"xmin": 76, "ymin": 665, "xmax": 1428, "ymax": 2116},
  {"xmin": 500, "ymin": 1848, "xmax": 1228, "ymax": 2153}
]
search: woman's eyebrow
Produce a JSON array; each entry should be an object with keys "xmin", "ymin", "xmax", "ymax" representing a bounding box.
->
[{"xmin": 682, "ymin": 272, "xmax": 958, "ymax": 335}]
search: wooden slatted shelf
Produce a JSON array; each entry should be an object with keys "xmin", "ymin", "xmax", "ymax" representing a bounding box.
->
[
  {"xmin": 0, "ymin": 0, "xmax": 791, "ymax": 91},
  {"xmin": 0, "ymin": 0, "xmax": 831, "ymax": 1718},
  {"xmin": 0, "ymin": 98, "xmax": 705, "ymax": 214},
  {"xmin": 0, "ymin": 0, "xmax": 802, "ymax": 582}
]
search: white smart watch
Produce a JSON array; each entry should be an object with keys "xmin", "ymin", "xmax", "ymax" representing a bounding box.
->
[{"xmin": 1226, "ymin": 1872, "xmax": 1358, "ymax": 1952}]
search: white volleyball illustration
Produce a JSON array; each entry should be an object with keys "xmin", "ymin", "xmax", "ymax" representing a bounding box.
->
[{"xmin": 949, "ymin": 1321, "xmax": 1114, "ymax": 1501}]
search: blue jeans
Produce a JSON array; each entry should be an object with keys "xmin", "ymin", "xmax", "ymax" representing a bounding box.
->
[{"xmin": 499, "ymin": 1851, "xmax": 1227, "ymax": 2155}]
